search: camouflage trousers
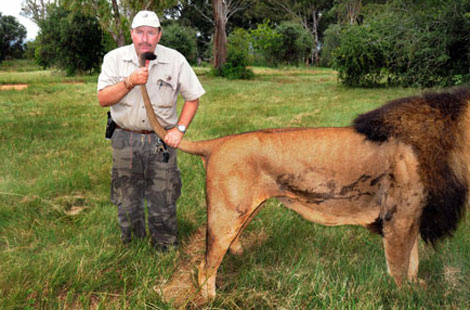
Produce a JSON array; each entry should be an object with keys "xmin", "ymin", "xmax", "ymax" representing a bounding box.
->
[{"xmin": 110, "ymin": 129, "xmax": 182, "ymax": 247}]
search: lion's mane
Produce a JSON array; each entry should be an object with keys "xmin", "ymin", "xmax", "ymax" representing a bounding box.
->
[{"xmin": 353, "ymin": 87, "xmax": 470, "ymax": 245}]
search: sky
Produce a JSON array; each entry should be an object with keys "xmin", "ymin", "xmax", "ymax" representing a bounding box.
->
[{"xmin": 1, "ymin": 0, "xmax": 40, "ymax": 41}]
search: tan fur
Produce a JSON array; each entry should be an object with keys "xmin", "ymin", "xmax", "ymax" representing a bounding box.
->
[
  {"xmin": 190, "ymin": 127, "xmax": 435, "ymax": 299},
  {"xmin": 138, "ymin": 78, "xmax": 469, "ymax": 300}
]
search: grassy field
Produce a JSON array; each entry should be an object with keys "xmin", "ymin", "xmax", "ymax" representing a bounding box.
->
[{"xmin": 0, "ymin": 60, "xmax": 469, "ymax": 309}]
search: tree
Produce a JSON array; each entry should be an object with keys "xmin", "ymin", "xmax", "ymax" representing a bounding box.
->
[
  {"xmin": 0, "ymin": 13, "xmax": 27, "ymax": 62},
  {"xmin": 166, "ymin": 0, "xmax": 282, "ymax": 62},
  {"xmin": 249, "ymin": 20, "xmax": 281, "ymax": 65},
  {"xmin": 159, "ymin": 23, "xmax": 198, "ymax": 64},
  {"xmin": 212, "ymin": 0, "xmax": 252, "ymax": 70},
  {"xmin": 177, "ymin": 0, "xmax": 249, "ymax": 69},
  {"xmin": 331, "ymin": 0, "xmax": 470, "ymax": 87},
  {"xmin": 36, "ymin": 6, "xmax": 105, "ymax": 75},
  {"xmin": 275, "ymin": 21, "xmax": 313, "ymax": 65},
  {"xmin": 334, "ymin": 0, "xmax": 362, "ymax": 25},
  {"xmin": 268, "ymin": 0, "xmax": 333, "ymax": 65},
  {"xmin": 22, "ymin": 0, "xmax": 178, "ymax": 47},
  {"xmin": 212, "ymin": 0, "xmax": 227, "ymax": 70},
  {"xmin": 21, "ymin": 0, "xmax": 50, "ymax": 25}
]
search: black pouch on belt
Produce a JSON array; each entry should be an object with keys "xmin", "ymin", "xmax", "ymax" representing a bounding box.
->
[{"xmin": 105, "ymin": 111, "xmax": 117, "ymax": 140}]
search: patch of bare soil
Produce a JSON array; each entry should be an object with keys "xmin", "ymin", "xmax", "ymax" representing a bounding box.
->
[
  {"xmin": 155, "ymin": 226, "xmax": 268, "ymax": 308},
  {"xmin": 0, "ymin": 84, "xmax": 28, "ymax": 90},
  {"xmin": 62, "ymin": 81, "xmax": 85, "ymax": 84},
  {"xmin": 155, "ymin": 226, "xmax": 206, "ymax": 308}
]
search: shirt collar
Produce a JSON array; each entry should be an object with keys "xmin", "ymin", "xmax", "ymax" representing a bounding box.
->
[{"xmin": 154, "ymin": 45, "xmax": 170, "ymax": 64}]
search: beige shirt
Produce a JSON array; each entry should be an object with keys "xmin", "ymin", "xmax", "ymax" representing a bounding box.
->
[{"xmin": 97, "ymin": 44, "xmax": 205, "ymax": 130}]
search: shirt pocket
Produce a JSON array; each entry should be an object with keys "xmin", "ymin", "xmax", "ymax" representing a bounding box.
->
[{"xmin": 152, "ymin": 72, "xmax": 177, "ymax": 108}]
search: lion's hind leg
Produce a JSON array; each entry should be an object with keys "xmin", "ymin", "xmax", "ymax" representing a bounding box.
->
[
  {"xmin": 198, "ymin": 185, "xmax": 267, "ymax": 300},
  {"xmin": 228, "ymin": 205, "xmax": 264, "ymax": 256}
]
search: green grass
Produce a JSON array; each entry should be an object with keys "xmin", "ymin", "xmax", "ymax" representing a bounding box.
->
[{"xmin": 0, "ymin": 60, "xmax": 469, "ymax": 309}]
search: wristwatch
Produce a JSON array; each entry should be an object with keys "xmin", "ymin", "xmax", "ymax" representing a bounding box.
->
[{"xmin": 177, "ymin": 124, "xmax": 186, "ymax": 133}]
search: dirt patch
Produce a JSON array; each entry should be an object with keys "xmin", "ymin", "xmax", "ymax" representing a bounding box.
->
[
  {"xmin": 155, "ymin": 226, "xmax": 206, "ymax": 308},
  {"xmin": 62, "ymin": 81, "xmax": 85, "ymax": 85},
  {"xmin": 155, "ymin": 226, "xmax": 268, "ymax": 308},
  {"xmin": 0, "ymin": 84, "xmax": 28, "ymax": 90}
]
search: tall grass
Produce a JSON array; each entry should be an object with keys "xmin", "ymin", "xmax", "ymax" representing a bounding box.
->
[{"xmin": 0, "ymin": 61, "xmax": 468, "ymax": 309}]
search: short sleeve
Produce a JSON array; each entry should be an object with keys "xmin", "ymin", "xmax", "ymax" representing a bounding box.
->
[
  {"xmin": 178, "ymin": 58, "xmax": 206, "ymax": 102},
  {"xmin": 97, "ymin": 52, "xmax": 119, "ymax": 92}
]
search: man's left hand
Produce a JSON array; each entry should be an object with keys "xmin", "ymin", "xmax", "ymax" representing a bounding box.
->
[{"xmin": 164, "ymin": 128, "xmax": 184, "ymax": 148}]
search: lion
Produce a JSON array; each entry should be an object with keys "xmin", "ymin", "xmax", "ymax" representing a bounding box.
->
[{"xmin": 139, "ymin": 52, "xmax": 469, "ymax": 301}]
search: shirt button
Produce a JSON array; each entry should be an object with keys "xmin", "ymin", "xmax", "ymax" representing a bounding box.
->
[{"xmin": 142, "ymin": 120, "xmax": 145, "ymax": 123}]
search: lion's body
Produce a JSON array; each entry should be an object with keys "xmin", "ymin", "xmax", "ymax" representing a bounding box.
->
[
  {"xmin": 197, "ymin": 127, "xmax": 429, "ymax": 298},
  {"xmin": 143, "ymin": 84, "xmax": 470, "ymax": 300},
  {"xmin": 206, "ymin": 127, "xmax": 412, "ymax": 227}
]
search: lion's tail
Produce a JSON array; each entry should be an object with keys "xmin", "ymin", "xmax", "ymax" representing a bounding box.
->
[{"xmin": 177, "ymin": 137, "xmax": 224, "ymax": 158}]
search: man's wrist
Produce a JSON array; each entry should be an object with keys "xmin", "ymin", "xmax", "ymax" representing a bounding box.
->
[
  {"xmin": 123, "ymin": 76, "xmax": 134, "ymax": 90},
  {"xmin": 176, "ymin": 124, "xmax": 186, "ymax": 134}
]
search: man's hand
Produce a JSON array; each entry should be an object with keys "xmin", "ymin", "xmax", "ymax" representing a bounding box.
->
[
  {"xmin": 164, "ymin": 127, "xmax": 184, "ymax": 148},
  {"xmin": 129, "ymin": 65, "xmax": 149, "ymax": 86}
]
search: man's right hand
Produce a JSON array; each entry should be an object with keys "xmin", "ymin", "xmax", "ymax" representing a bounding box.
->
[{"xmin": 129, "ymin": 65, "xmax": 149, "ymax": 86}]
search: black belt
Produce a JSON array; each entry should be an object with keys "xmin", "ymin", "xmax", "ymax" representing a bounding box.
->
[{"xmin": 116, "ymin": 125, "xmax": 154, "ymax": 135}]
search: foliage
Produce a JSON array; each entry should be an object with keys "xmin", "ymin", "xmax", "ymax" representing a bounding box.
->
[
  {"xmin": 212, "ymin": 28, "xmax": 254, "ymax": 79},
  {"xmin": 320, "ymin": 23, "xmax": 342, "ymax": 67},
  {"xmin": 159, "ymin": 23, "xmax": 198, "ymax": 64},
  {"xmin": 0, "ymin": 13, "xmax": 27, "ymax": 63},
  {"xmin": 165, "ymin": 0, "xmax": 214, "ymax": 62},
  {"xmin": 249, "ymin": 20, "xmax": 281, "ymax": 66},
  {"xmin": 331, "ymin": 0, "xmax": 470, "ymax": 87},
  {"xmin": 332, "ymin": 23, "xmax": 389, "ymax": 87},
  {"xmin": 60, "ymin": 0, "xmax": 178, "ymax": 47},
  {"xmin": 275, "ymin": 21, "xmax": 313, "ymax": 65},
  {"xmin": 35, "ymin": 6, "xmax": 105, "ymax": 75}
]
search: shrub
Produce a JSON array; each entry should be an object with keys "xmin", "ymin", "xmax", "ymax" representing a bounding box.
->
[
  {"xmin": 332, "ymin": 24, "xmax": 390, "ymax": 87},
  {"xmin": 36, "ymin": 6, "xmax": 105, "ymax": 75},
  {"xmin": 320, "ymin": 24, "xmax": 342, "ymax": 67},
  {"xmin": 159, "ymin": 23, "xmax": 198, "ymax": 64},
  {"xmin": 212, "ymin": 28, "xmax": 254, "ymax": 80},
  {"xmin": 275, "ymin": 21, "xmax": 313, "ymax": 65},
  {"xmin": 331, "ymin": 0, "xmax": 470, "ymax": 88},
  {"xmin": 249, "ymin": 20, "xmax": 281, "ymax": 66},
  {"xmin": 0, "ymin": 13, "xmax": 27, "ymax": 62}
]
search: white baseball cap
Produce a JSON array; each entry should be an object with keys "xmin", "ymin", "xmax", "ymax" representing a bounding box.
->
[{"xmin": 131, "ymin": 10, "xmax": 160, "ymax": 29}]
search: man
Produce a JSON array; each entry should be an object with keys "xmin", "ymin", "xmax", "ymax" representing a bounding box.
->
[{"xmin": 97, "ymin": 10, "xmax": 205, "ymax": 250}]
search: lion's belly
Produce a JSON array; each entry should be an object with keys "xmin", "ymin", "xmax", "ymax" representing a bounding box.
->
[
  {"xmin": 276, "ymin": 170, "xmax": 384, "ymax": 226},
  {"xmin": 278, "ymin": 193, "xmax": 381, "ymax": 226}
]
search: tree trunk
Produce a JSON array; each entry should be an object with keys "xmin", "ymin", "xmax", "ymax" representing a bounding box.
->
[
  {"xmin": 212, "ymin": 0, "xmax": 227, "ymax": 70},
  {"xmin": 312, "ymin": 9, "xmax": 320, "ymax": 66},
  {"xmin": 111, "ymin": 0, "xmax": 126, "ymax": 47}
]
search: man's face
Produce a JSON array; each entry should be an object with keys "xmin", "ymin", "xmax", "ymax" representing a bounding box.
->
[{"xmin": 131, "ymin": 26, "xmax": 162, "ymax": 56}]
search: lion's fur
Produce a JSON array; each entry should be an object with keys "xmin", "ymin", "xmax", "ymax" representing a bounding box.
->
[
  {"xmin": 142, "ymin": 82, "xmax": 470, "ymax": 300},
  {"xmin": 354, "ymin": 87, "xmax": 470, "ymax": 245}
]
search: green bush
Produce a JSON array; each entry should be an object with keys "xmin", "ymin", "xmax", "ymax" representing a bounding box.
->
[
  {"xmin": 331, "ymin": 0, "xmax": 470, "ymax": 88},
  {"xmin": 249, "ymin": 20, "xmax": 281, "ymax": 66},
  {"xmin": 0, "ymin": 13, "xmax": 27, "ymax": 62},
  {"xmin": 332, "ymin": 24, "xmax": 390, "ymax": 87},
  {"xmin": 36, "ymin": 6, "xmax": 105, "ymax": 75},
  {"xmin": 320, "ymin": 24, "xmax": 342, "ymax": 67},
  {"xmin": 159, "ymin": 23, "xmax": 198, "ymax": 64},
  {"xmin": 275, "ymin": 21, "xmax": 313, "ymax": 66},
  {"xmin": 212, "ymin": 28, "xmax": 254, "ymax": 80}
]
